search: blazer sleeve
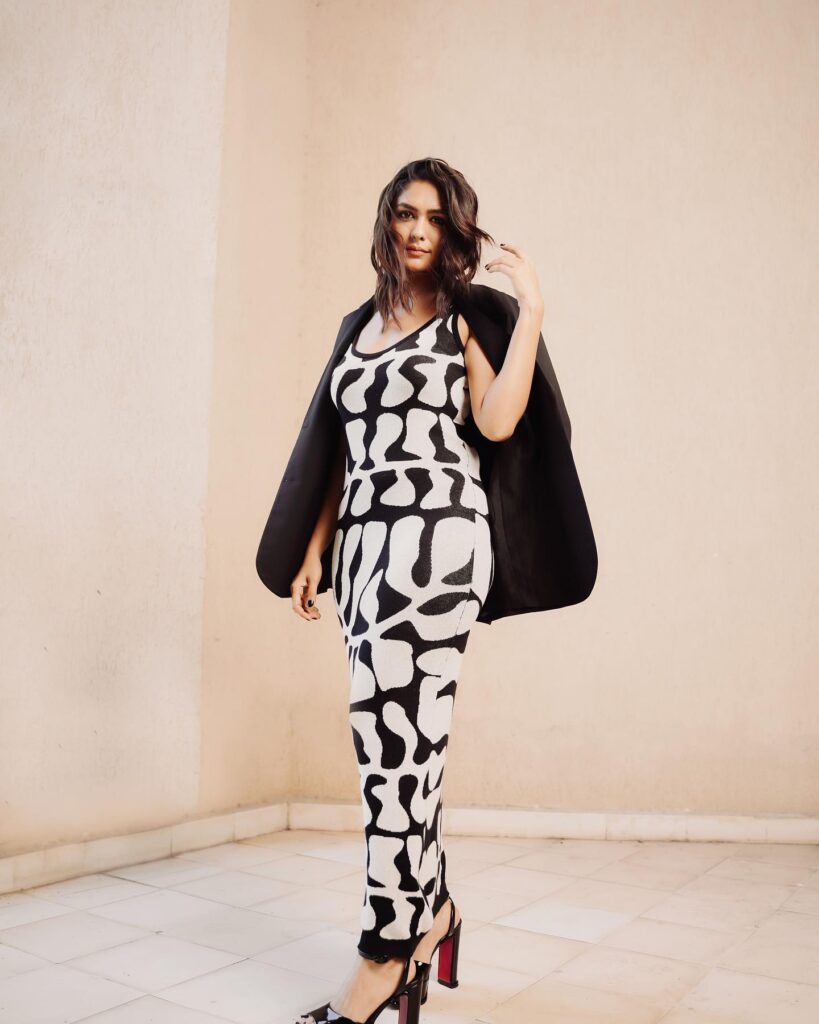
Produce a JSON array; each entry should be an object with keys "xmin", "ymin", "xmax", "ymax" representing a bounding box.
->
[{"xmin": 255, "ymin": 318, "xmax": 347, "ymax": 599}]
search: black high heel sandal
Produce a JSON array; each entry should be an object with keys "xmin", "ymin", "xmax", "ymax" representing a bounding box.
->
[
  {"xmin": 392, "ymin": 898, "xmax": 463, "ymax": 1007},
  {"xmin": 294, "ymin": 951, "xmax": 424, "ymax": 1024}
]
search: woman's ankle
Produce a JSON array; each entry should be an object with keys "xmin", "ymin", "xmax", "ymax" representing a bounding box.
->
[{"xmin": 411, "ymin": 899, "xmax": 455, "ymax": 963}]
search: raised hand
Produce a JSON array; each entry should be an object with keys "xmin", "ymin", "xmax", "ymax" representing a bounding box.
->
[{"xmin": 484, "ymin": 242, "xmax": 544, "ymax": 311}]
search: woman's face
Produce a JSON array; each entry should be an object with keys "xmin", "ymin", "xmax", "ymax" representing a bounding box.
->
[{"xmin": 392, "ymin": 179, "xmax": 448, "ymax": 276}]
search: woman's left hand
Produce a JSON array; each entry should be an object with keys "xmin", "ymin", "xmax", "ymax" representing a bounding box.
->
[{"xmin": 484, "ymin": 243, "xmax": 544, "ymax": 310}]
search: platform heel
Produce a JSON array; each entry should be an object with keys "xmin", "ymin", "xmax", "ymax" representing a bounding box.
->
[
  {"xmin": 436, "ymin": 914, "xmax": 462, "ymax": 989},
  {"xmin": 396, "ymin": 965, "xmax": 423, "ymax": 1024}
]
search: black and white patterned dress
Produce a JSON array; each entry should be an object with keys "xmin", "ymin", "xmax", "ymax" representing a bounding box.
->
[{"xmin": 329, "ymin": 303, "xmax": 494, "ymax": 961}]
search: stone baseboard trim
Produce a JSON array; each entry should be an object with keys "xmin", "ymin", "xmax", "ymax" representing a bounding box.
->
[{"xmin": 3, "ymin": 800, "xmax": 817, "ymax": 895}]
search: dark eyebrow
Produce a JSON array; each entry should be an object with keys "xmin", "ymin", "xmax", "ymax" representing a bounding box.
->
[{"xmin": 396, "ymin": 202, "xmax": 446, "ymax": 215}]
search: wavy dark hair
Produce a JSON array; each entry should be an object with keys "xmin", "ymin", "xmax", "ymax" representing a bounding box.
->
[{"xmin": 370, "ymin": 158, "xmax": 495, "ymax": 326}]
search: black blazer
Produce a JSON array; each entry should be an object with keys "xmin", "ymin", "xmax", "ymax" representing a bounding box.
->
[{"xmin": 256, "ymin": 282, "xmax": 597, "ymax": 624}]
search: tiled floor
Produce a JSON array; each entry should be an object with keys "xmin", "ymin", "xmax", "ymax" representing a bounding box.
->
[{"xmin": 1, "ymin": 830, "xmax": 818, "ymax": 1023}]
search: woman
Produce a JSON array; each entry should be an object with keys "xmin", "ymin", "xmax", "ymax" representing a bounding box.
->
[{"xmin": 289, "ymin": 158, "xmax": 547, "ymax": 1024}]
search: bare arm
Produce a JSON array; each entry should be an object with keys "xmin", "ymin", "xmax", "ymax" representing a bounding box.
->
[
  {"xmin": 465, "ymin": 241, "xmax": 546, "ymax": 442},
  {"xmin": 482, "ymin": 297, "xmax": 544, "ymax": 441},
  {"xmin": 456, "ymin": 298, "xmax": 544, "ymax": 443},
  {"xmin": 291, "ymin": 432, "xmax": 346, "ymax": 621}
]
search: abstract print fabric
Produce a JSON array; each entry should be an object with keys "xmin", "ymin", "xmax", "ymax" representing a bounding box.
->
[{"xmin": 328, "ymin": 304, "xmax": 494, "ymax": 960}]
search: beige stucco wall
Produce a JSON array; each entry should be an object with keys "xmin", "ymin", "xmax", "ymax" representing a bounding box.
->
[
  {"xmin": 199, "ymin": 0, "xmax": 312, "ymax": 814},
  {"xmin": 0, "ymin": 0, "xmax": 232, "ymax": 856},
  {"xmin": 2, "ymin": 0, "xmax": 817, "ymax": 858}
]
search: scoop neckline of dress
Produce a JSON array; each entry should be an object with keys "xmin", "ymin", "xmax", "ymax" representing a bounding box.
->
[{"xmin": 351, "ymin": 309, "xmax": 443, "ymax": 359}]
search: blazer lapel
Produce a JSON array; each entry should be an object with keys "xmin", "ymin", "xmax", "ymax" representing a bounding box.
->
[{"xmin": 334, "ymin": 298, "xmax": 373, "ymax": 358}]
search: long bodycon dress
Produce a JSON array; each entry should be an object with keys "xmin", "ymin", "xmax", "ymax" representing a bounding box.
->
[{"xmin": 328, "ymin": 302, "xmax": 494, "ymax": 961}]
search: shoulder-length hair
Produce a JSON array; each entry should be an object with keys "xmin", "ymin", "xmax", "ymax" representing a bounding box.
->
[{"xmin": 370, "ymin": 157, "xmax": 495, "ymax": 326}]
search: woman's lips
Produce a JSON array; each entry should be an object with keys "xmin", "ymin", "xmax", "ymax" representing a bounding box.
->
[{"xmin": 407, "ymin": 248, "xmax": 428, "ymax": 255}]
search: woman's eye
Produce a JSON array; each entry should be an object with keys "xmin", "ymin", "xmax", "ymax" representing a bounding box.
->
[{"xmin": 395, "ymin": 211, "xmax": 445, "ymax": 225}]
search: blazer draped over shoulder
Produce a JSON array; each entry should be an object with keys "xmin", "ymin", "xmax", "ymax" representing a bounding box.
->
[{"xmin": 255, "ymin": 282, "xmax": 597, "ymax": 624}]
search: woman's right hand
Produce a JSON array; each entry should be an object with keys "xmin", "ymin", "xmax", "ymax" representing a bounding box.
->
[{"xmin": 290, "ymin": 552, "xmax": 323, "ymax": 621}]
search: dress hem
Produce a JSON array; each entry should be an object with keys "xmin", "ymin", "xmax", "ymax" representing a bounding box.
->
[{"xmin": 356, "ymin": 884, "xmax": 452, "ymax": 961}]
